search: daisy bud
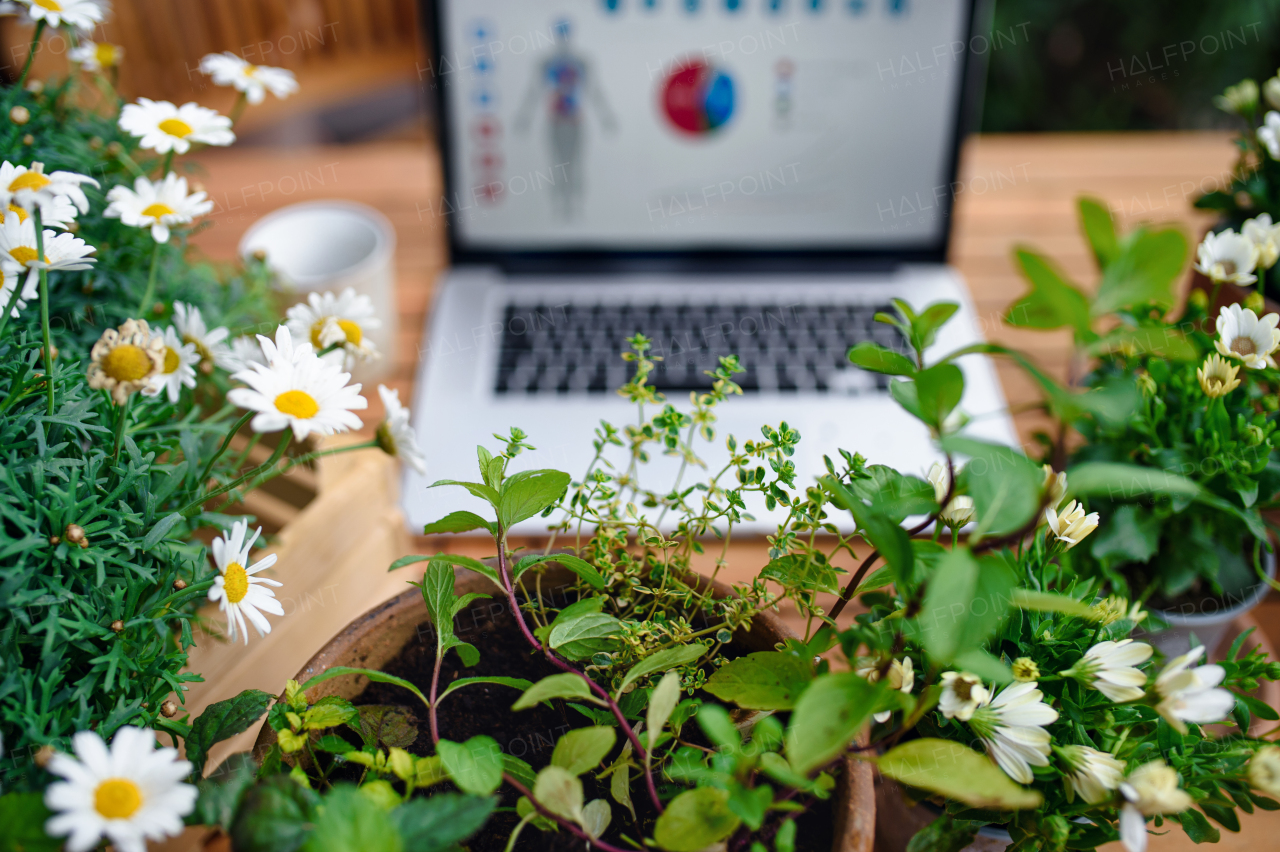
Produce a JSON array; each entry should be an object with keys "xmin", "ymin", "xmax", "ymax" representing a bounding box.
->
[
  {"xmin": 1012, "ymin": 657, "xmax": 1040, "ymax": 682},
  {"xmin": 64, "ymin": 523, "xmax": 86, "ymax": 543},
  {"xmin": 34, "ymin": 745, "xmax": 55, "ymax": 768},
  {"xmin": 106, "ymin": 141, "xmax": 123, "ymax": 157},
  {"xmin": 1044, "ymin": 500, "xmax": 1099, "ymax": 549},
  {"xmin": 89, "ymin": 136, "xmax": 104, "ymax": 150},
  {"xmin": 1198, "ymin": 354, "xmax": 1241, "ymax": 398},
  {"xmin": 1136, "ymin": 372, "xmax": 1157, "ymax": 397},
  {"xmin": 1188, "ymin": 289, "xmax": 1208, "ymax": 310},
  {"xmin": 1250, "ymin": 746, "xmax": 1280, "ymax": 797},
  {"xmin": 1237, "ymin": 190, "xmax": 1256, "ymax": 209},
  {"xmin": 49, "ymin": 535, "xmax": 60, "ymax": 545},
  {"xmin": 173, "ymin": 579, "xmax": 187, "ymax": 591},
  {"xmin": 42, "ymin": 345, "xmax": 58, "ymax": 363},
  {"xmin": 21, "ymin": 134, "xmax": 33, "ymax": 146},
  {"xmin": 160, "ymin": 700, "xmax": 179, "ymax": 718},
  {"xmin": 110, "ymin": 620, "xmax": 124, "ymax": 633},
  {"xmin": 252, "ymin": 249, "xmax": 267, "ymax": 262},
  {"xmin": 9, "ymin": 106, "xmax": 29, "ymax": 125},
  {"xmin": 25, "ymin": 80, "xmax": 43, "ymax": 95},
  {"xmin": 1245, "ymin": 291, "xmax": 1266, "ymax": 314},
  {"xmin": 1245, "ymin": 423, "xmax": 1266, "ymax": 446}
]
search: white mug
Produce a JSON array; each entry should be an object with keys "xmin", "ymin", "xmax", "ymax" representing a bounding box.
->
[{"xmin": 239, "ymin": 200, "xmax": 397, "ymax": 383}]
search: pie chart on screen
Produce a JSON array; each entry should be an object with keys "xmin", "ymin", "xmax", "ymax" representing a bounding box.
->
[{"xmin": 661, "ymin": 60, "xmax": 735, "ymax": 135}]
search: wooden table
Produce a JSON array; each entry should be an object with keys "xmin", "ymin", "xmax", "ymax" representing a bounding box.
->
[{"xmin": 183, "ymin": 133, "xmax": 1280, "ymax": 852}]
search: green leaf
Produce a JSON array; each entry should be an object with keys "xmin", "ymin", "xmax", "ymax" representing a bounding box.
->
[
  {"xmin": 549, "ymin": 611, "xmax": 623, "ymax": 660},
  {"xmin": 437, "ymin": 676, "xmax": 532, "ymax": 705},
  {"xmin": 186, "ymin": 689, "xmax": 274, "ymax": 777},
  {"xmin": 950, "ymin": 648, "xmax": 1014, "ymax": 684},
  {"xmin": 302, "ymin": 697, "xmax": 358, "ymax": 731},
  {"xmin": 534, "ymin": 765, "xmax": 585, "ymax": 824},
  {"xmin": 647, "ymin": 671, "xmax": 683, "ymax": 751},
  {"xmin": 300, "ymin": 785, "xmax": 401, "ymax": 852},
  {"xmin": 0, "ymin": 792, "xmax": 59, "ymax": 852},
  {"xmin": 498, "ymin": 469, "xmax": 571, "ymax": 528},
  {"xmin": 417, "ymin": 558, "xmax": 490, "ymax": 662},
  {"xmin": 1090, "ymin": 503, "xmax": 1162, "ymax": 566},
  {"xmin": 391, "ymin": 793, "xmax": 497, "ymax": 852},
  {"xmin": 698, "ymin": 704, "xmax": 741, "ymax": 750},
  {"xmin": 876, "ymin": 739, "xmax": 1042, "ymax": 810},
  {"xmin": 504, "ymin": 754, "xmax": 538, "ymax": 789},
  {"xmin": 230, "ymin": 775, "xmax": 321, "ymax": 852},
  {"xmin": 582, "ymin": 799, "xmax": 613, "ymax": 839},
  {"xmin": 1239, "ymin": 693, "xmax": 1280, "ymax": 721},
  {"xmin": 848, "ymin": 341, "xmax": 916, "ymax": 376},
  {"xmin": 785, "ymin": 672, "xmax": 883, "ymax": 775},
  {"xmin": 438, "ymin": 736, "xmax": 504, "ymax": 796},
  {"xmin": 914, "ymin": 364, "xmax": 964, "ymax": 429},
  {"xmin": 1093, "ymin": 227, "xmax": 1187, "ymax": 316},
  {"xmin": 822, "ymin": 476, "xmax": 916, "ymax": 585},
  {"xmin": 914, "ymin": 302, "xmax": 961, "ymax": 351},
  {"xmin": 142, "ymin": 511, "xmax": 184, "ymax": 550},
  {"xmin": 1086, "ymin": 326, "xmax": 1197, "ymax": 361},
  {"xmin": 1010, "ymin": 589, "xmax": 1096, "ymax": 619},
  {"xmin": 389, "ymin": 552, "xmax": 502, "ymax": 590},
  {"xmin": 422, "ymin": 510, "xmax": 496, "ymax": 536},
  {"xmin": 1078, "ymin": 197, "xmax": 1119, "ymax": 269},
  {"xmin": 616, "ymin": 643, "xmax": 709, "ymax": 698},
  {"xmin": 300, "ymin": 667, "xmax": 430, "ymax": 712},
  {"xmin": 1179, "ymin": 808, "xmax": 1222, "ymax": 844},
  {"xmin": 1005, "ymin": 248, "xmax": 1091, "ymax": 338},
  {"xmin": 194, "ymin": 753, "xmax": 258, "ymax": 831},
  {"xmin": 727, "ymin": 782, "xmax": 773, "ymax": 831},
  {"xmin": 704, "ymin": 652, "xmax": 813, "ymax": 710},
  {"xmin": 941, "ymin": 436, "xmax": 1044, "ymax": 537},
  {"xmin": 915, "ymin": 549, "xmax": 1016, "ymax": 665},
  {"xmin": 1065, "ymin": 462, "xmax": 1200, "ymax": 501},
  {"xmin": 654, "ymin": 787, "xmax": 742, "ymax": 852},
  {"xmin": 513, "ymin": 672, "xmax": 599, "ymax": 710},
  {"xmin": 356, "ymin": 705, "xmax": 419, "ymax": 750},
  {"xmin": 430, "ymin": 478, "xmax": 501, "ymax": 508},
  {"xmin": 889, "ymin": 378, "xmax": 924, "ymax": 421},
  {"xmin": 552, "ymin": 726, "xmax": 617, "ymax": 775},
  {"xmin": 514, "ymin": 552, "xmax": 607, "ymax": 589}
]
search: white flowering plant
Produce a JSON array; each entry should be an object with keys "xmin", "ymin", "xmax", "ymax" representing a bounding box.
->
[
  {"xmin": 1000, "ymin": 196, "xmax": 1280, "ymax": 609},
  {"xmin": 0, "ymin": 6, "xmax": 435, "ymax": 849}
]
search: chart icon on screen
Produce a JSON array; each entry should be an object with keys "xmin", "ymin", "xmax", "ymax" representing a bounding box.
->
[{"xmin": 660, "ymin": 59, "xmax": 735, "ymax": 135}]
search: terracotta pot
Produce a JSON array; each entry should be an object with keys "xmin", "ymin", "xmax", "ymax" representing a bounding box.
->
[
  {"xmin": 252, "ymin": 565, "xmax": 875, "ymax": 852},
  {"xmin": 872, "ymin": 613, "xmax": 1280, "ymax": 852}
]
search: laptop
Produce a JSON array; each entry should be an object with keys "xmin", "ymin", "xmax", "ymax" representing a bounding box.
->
[{"xmin": 405, "ymin": 0, "xmax": 1015, "ymax": 534}]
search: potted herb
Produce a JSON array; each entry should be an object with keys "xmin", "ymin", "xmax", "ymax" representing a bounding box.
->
[{"xmin": 1002, "ymin": 197, "xmax": 1280, "ymax": 655}]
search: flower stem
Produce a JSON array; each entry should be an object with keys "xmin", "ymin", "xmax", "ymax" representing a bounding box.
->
[
  {"xmin": 0, "ymin": 275, "xmax": 27, "ymax": 339},
  {"xmin": 113, "ymin": 395, "xmax": 132, "ymax": 460},
  {"xmin": 136, "ymin": 240, "xmax": 162, "ymax": 317},
  {"xmin": 161, "ymin": 150, "xmax": 174, "ymax": 178},
  {"xmin": 176, "ymin": 435, "xmax": 291, "ymax": 519},
  {"xmin": 14, "ymin": 22, "xmax": 45, "ymax": 92},
  {"xmin": 501, "ymin": 773, "xmax": 632, "ymax": 852},
  {"xmin": 33, "ymin": 208, "xmax": 52, "ymax": 415},
  {"xmin": 229, "ymin": 92, "xmax": 247, "ymax": 125},
  {"xmin": 198, "ymin": 410, "xmax": 255, "ymax": 485}
]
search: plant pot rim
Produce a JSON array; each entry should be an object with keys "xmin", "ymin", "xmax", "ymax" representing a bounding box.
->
[
  {"xmin": 251, "ymin": 563, "xmax": 875, "ymax": 852},
  {"xmin": 1150, "ymin": 543, "xmax": 1275, "ymax": 628}
]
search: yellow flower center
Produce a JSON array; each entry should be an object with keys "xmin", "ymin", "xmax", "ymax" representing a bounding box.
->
[
  {"xmin": 7, "ymin": 204, "xmax": 27, "ymax": 223},
  {"xmin": 9, "ymin": 170, "xmax": 51, "ymax": 192},
  {"xmin": 102, "ymin": 344, "xmax": 154, "ymax": 383},
  {"xmin": 141, "ymin": 202, "xmax": 176, "ymax": 219},
  {"xmin": 1231, "ymin": 337, "xmax": 1257, "ymax": 356},
  {"xmin": 223, "ymin": 562, "xmax": 249, "ymax": 603},
  {"xmin": 163, "ymin": 347, "xmax": 180, "ymax": 373},
  {"xmin": 183, "ymin": 334, "xmax": 211, "ymax": 364},
  {"xmin": 96, "ymin": 44, "xmax": 120, "ymax": 67},
  {"xmin": 94, "ymin": 777, "xmax": 142, "ymax": 819},
  {"xmin": 158, "ymin": 118, "xmax": 194, "ymax": 138},
  {"xmin": 8, "ymin": 245, "xmax": 38, "ymax": 266},
  {"xmin": 310, "ymin": 319, "xmax": 362, "ymax": 348},
  {"xmin": 274, "ymin": 389, "xmax": 319, "ymax": 419}
]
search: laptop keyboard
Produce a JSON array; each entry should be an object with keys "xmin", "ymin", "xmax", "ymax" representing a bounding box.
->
[{"xmin": 493, "ymin": 301, "xmax": 903, "ymax": 395}]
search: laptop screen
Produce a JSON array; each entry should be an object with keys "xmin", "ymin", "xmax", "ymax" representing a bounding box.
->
[{"xmin": 429, "ymin": 0, "xmax": 977, "ymax": 259}]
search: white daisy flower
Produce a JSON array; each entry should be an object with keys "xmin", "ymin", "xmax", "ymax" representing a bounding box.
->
[
  {"xmin": 104, "ymin": 172, "xmax": 213, "ymax": 244},
  {"xmin": 1063, "ymin": 639, "xmax": 1153, "ymax": 703},
  {"xmin": 1249, "ymin": 746, "xmax": 1280, "ymax": 797},
  {"xmin": 226, "ymin": 326, "xmax": 367, "ymax": 440},
  {"xmin": 1153, "ymin": 645, "xmax": 1235, "ymax": 734},
  {"xmin": 68, "ymin": 40, "xmax": 123, "ymax": 72},
  {"xmin": 199, "ymin": 52, "xmax": 298, "ymax": 105},
  {"xmin": 939, "ymin": 671, "xmax": 989, "ymax": 722},
  {"xmin": 87, "ymin": 319, "xmax": 165, "ymax": 405},
  {"xmin": 284, "ymin": 288, "xmax": 381, "ymax": 368},
  {"xmin": 0, "ymin": 160, "xmax": 98, "ymax": 224},
  {"xmin": 141, "ymin": 326, "xmax": 198, "ymax": 403},
  {"xmin": 1215, "ymin": 304, "xmax": 1280, "ymax": 370},
  {"xmin": 118, "ymin": 98, "xmax": 235, "ymax": 155},
  {"xmin": 376, "ymin": 384, "xmax": 426, "ymax": 475},
  {"xmin": 1244, "ymin": 213, "xmax": 1280, "ymax": 270},
  {"xmin": 1041, "ymin": 464, "xmax": 1068, "ymax": 510},
  {"xmin": 0, "ymin": 265, "xmax": 36, "ymax": 316},
  {"xmin": 0, "ymin": 210, "xmax": 96, "ymax": 289},
  {"xmin": 967, "ymin": 681, "xmax": 1059, "ymax": 785},
  {"xmin": 1196, "ymin": 229, "xmax": 1259, "ymax": 285},
  {"xmin": 22, "ymin": 0, "xmax": 104, "ymax": 33},
  {"xmin": 43, "ymin": 726, "xmax": 196, "ymax": 852},
  {"xmin": 219, "ymin": 334, "xmax": 267, "ymax": 373},
  {"xmin": 1260, "ymin": 111, "xmax": 1280, "ymax": 160},
  {"xmin": 1060, "ymin": 745, "xmax": 1125, "ymax": 805},
  {"xmin": 855, "ymin": 657, "xmax": 914, "ymax": 723},
  {"xmin": 1119, "ymin": 760, "xmax": 1193, "ymax": 852},
  {"xmin": 171, "ymin": 301, "xmax": 230, "ymax": 374},
  {"xmin": 207, "ymin": 519, "xmax": 284, "ymax": 644},
  {"xmin": 1044, "ymin": 500, "xmax": 1099, "ymax": 550}
]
